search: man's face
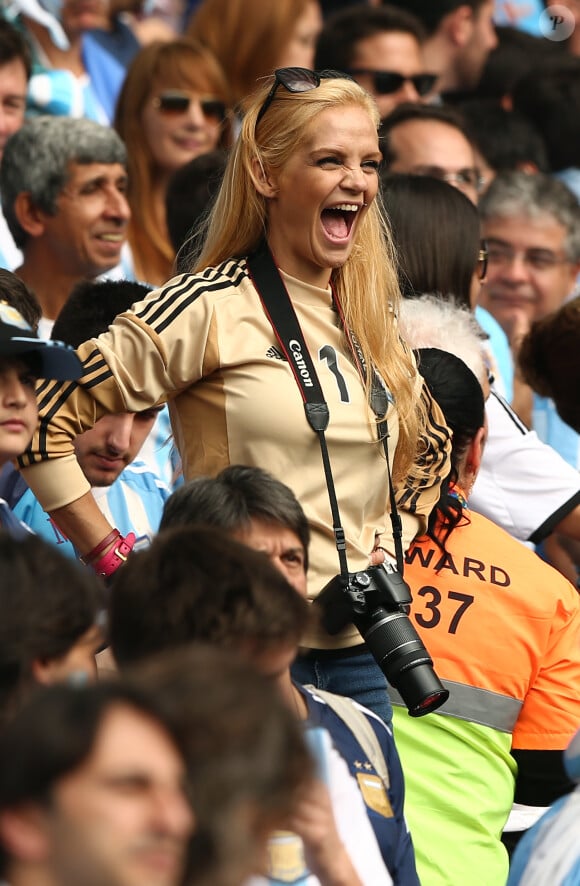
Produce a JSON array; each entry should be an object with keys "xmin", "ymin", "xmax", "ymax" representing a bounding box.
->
[
  {"xmin": 45, "ymin": 704, "xmax": 193, "ymax": 886},
  {"xmin": 38, "ymin": 162, "xmax": 130, "ymax": 277},
  {"xmin": 0, "ymin": 57, "xmax": 27, "ymax": 163},
  {"xmin": 73, "ymin": 408, "xmax": 161, "ymax": 487},
  {"xmin": 454, "ymin": 0, "xmax": 498, "ymax": 91},
  {"xmin": 386, "ymin": 118, "xmax": 481, "ymax": 203},
  {"xmin": 479, "ymin": 213, "xmax": 580, "ymax": 335},
  {"xmin": 232, "ymin": 517, "xmax": 308, "ymax": 598},
  {"xmin": 349, "ymin": 31, "xmax": 429, "ymax": 121}
]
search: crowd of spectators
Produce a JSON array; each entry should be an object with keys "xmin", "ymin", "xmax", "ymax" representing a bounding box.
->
[{"xmin": 1, "ymin": 1, "xmax": 580, "ymax": 884}]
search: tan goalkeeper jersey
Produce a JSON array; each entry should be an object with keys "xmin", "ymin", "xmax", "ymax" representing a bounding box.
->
[{"xmin": 20, "ymin": 258, "xmax": 450, "ymax": 648}]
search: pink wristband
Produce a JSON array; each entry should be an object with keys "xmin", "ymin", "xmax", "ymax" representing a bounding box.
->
[
  {"xmin": 82, "ymin": 529, "xmax": 121, "ymax": 565},
  {"xmin": 92, "ymin": 532, "xmax": 136, "ymax": 578}
]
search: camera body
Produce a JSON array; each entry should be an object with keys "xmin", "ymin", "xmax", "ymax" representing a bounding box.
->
[{"xmin": 316, "ymin": 561, "xmax": 449, "ymax": 717}]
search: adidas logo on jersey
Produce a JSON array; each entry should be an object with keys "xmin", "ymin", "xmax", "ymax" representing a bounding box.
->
[{"xmin": 266, "ymin": 346, "xmax": 286, "ymax": 361}]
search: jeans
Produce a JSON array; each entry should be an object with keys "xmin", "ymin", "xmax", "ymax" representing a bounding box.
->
[{"xmin": 291, "ymin": 648, "xmax": 393, "ymax": 726}]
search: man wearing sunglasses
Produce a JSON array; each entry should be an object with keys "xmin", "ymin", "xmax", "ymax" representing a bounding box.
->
[{"xmin": 315, "ymin": 5, "xmax": 435, "ymax": 121}]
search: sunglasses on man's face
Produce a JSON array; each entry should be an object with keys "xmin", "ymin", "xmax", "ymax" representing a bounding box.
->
[
  {"xmin": 255, "ymin": 66, "xmax": 354, "ymax": 129},
  {"xmin": 153, "ymin": 91, "xmax": 226, "ymax": 122},
  {"xmin": 478, "ymin": 241, "xmax": 489, "ymax": 280},
  {"xmin": 348, "ymin": 69, "xmax": 437, "ymax": 97}
]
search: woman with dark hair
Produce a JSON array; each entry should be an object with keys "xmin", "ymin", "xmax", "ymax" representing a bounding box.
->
[
  {"xmin": 381, "ymin": 173, "xmax": 483, "ymax": 308},
  {"xmin": 381, "ymin": 169, "xmax": 514, "ymax": 402},
  {"xmin": 387, "ymin": 346, "xmax": 580, "ymax": 886},
  {"xmin": 414, "ymin": 347, "xmax": 487, "ymax": 549}
]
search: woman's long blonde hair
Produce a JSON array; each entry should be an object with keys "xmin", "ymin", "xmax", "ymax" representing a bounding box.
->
[{"xmin": 194, "ymin": 75, "xmax": 427, "ymax": 478}]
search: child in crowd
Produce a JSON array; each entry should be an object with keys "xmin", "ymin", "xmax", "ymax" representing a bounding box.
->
[{"xmin": 0, "ymin": 273, "xmax": 81, "ymax": 534}]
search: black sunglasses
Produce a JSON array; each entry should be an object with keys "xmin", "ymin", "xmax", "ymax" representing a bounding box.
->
[
  {"xmin": 255, "ymin": 66, "xmax": 353, "ymax": 129},
  {"xmin": 153, "ymin": 91, "xmax": 226, "ymax": 122},
  {"xmin": 348, "ymin": 69, "xmax": 437, "ymax": 97}
]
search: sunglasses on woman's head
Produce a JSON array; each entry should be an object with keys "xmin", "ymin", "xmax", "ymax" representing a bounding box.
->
[
  {"xmin": 255, "ymin": 67, "xmax": 354, "ymax": 129},
  {"xmin": 348, "ymin": 69, "xmax": 437, "ymax": 97},
  {"xmin": 153, "ymin": 91, "xmax": 226, "ymax": 122}
]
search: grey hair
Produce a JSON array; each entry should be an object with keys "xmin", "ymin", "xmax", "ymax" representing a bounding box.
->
[
  {"xmin": 398, "ymin": 295, "xmax": 488, "ymax": 387},
  {"xmin": 480, "ymin": 171, "xmax": 580, "ymax": 262},
  {"xmin": 0, "ymin": 116, "xmax": 127, "ymax": 249}
]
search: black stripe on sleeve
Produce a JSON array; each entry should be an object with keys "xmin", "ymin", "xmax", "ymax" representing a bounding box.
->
[
  {"xmin": 529, "ymin": 490, "xmax": 580, "ymax": 544},
  {"xmin": 135, "ymin": 262, "xmax": 248, "ymax": 333}
]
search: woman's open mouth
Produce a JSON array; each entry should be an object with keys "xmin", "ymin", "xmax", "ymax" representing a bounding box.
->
[{"xmin": 321, "ymin": 203, "xmax": 363, "ymax": 242}]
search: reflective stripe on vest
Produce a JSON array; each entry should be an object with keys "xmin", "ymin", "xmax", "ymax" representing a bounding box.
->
[{"xmin": 388, "ymin": 680, "xmax": 523, "ymax": 733}]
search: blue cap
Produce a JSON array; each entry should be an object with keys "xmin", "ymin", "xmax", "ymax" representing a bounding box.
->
[{"xmin": 0, "ymin": 302, "xmax": 82, "ymax": 381}]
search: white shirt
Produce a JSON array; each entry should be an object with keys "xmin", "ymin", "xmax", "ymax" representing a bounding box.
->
[{"xmin": 471, "ymin": 388, "xmax": 580, "ymax": 543}]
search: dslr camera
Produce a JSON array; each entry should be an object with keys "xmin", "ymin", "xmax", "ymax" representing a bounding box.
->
[{"xmin": 316, "ymin": 560, "xmax": 449, "ymax": 717}]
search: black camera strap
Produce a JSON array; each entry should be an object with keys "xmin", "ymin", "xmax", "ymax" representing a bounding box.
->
[
  {"xmin": 332, "ymin": 305, "xmax": 404, "ymax": 570},
  {"xmin": 247, "ymin": 242, "xmax": 404, "ymax": 576}
]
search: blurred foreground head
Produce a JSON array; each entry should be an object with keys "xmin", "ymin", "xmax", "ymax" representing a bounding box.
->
[
  {"xmin": 127, "ymin": 645, "xmax": 315, "ymax": 886},
  {"xmin": 0, "ymin": 679, "xmax": 194, "ymax": 886}
]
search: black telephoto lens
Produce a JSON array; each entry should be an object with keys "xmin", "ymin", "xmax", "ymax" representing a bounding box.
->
[{"xmin": 356, "ymin": 607, "xmax": 449, "ymax": 716}]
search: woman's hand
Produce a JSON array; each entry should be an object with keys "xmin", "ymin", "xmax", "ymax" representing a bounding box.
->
[{"xmin": 370, "ymin": 533, "xmax": 391, "ymax": 566}]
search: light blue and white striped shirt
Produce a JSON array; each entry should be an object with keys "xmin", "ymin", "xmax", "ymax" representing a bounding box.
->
[{"xmin": 13, "ymin": 459, "xmax": 170, "ymax": 557}]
